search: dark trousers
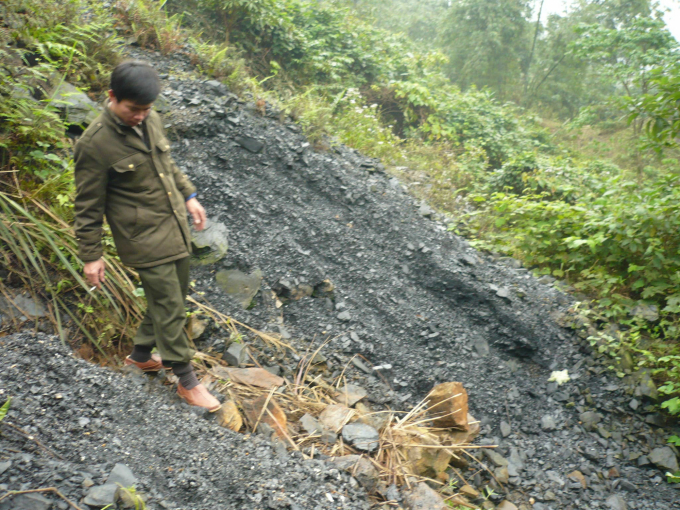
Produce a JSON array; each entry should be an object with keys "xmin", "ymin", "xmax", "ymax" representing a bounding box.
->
[{"xmin": 133, "ymin": 256, "xmax": 194, "ymax": 365}]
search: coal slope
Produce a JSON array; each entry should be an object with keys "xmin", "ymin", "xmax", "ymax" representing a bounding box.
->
[
  {"xmin": 0, "ymin": 333, "xmax": 370, "ymax": 510},
  {"xmin": 158, "ymin": 59, "xmax": 679, "ymax": 509}
]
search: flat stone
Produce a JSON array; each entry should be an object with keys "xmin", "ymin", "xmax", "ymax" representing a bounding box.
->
[
  {"xmin": 11, "ymin": 493, "xmax": 53, "ymax": 510},
  {"xmin": 496, "ymin": 287, "xmax": 511, "ymax": 299},
  {"xmin": 637, "ymin": 455, "xmax": 650, "ymax": 467},
  {"xmin": 568, "ymin": 470, "xmax": 587, "ymax": 488},
  {"xmin": 459, "ymin": 254, "xmax": 478, "ymax": 266},
  {"xmin": 14, "ymin": 294, "xmax": 47, "ymax": 318},
  {"xmin": 242, "ymin": 395, "xmax": 287, "ymax": 439},
  {"xmin": 598, "ymin": 425, "xmax": 612, "ymax": 439},
  {"xmin": 418, "ymin": 202, "xmax": 435, "ymax": 218},
  {"xmin": 215, "ymin": 268, "xmax": 262, "ymax": 309},
  {"xmin": 342, "ymin": 422, "xmax": 379, "ymax": 452},
  {"xmin": 649, "ymin": 447, "xmax": 679, "ymax": 472},
  {"xmin": 318, "ymin": 404, "xmax": 354, "ymax": 432},
  {"xmin": 48, "ymin": 81, "xmax": 98, "ymax": 125},
  {"xmin": 216, "ymin": 400, "xmax": 243, "ymax": 432},
  {"xmin": 351, "ymin": 358, "xmax": 372, "ymax": 374},
  {"xmin": 355, "ymin": 402, "xmax": 388, "ymax": 432},
  {"xmin": 115, "ymin": 486, "xmax": 146, "ymax": 509},
  {"xmin": 459, "ymin": 485, "xmax": 479, "ymax": 499},
  {"xmin": 637, "ymin": 372, "xmax": 659, "ymax": 400},
  {"xmin": 645, "ymin": 413, "xmax": 665, "ymax": 427},
  {"xmin": 496, "ymin": 501, "xmax": 518, "ymax": 510},
  {"xmin": 0, "ymin": 461, "xmax": 11, "ymax": 475},
  {"xmin": 403, "ymin": 482, "xmax": 448, "ymax": 510},
  {"xmin": 187, "ymin": 315, "xmax": 207, "ymax": 340},
  {"xmin": 300, "ymin": 413, "xmax": 322, "ymax": 435},
  {"xmin": 407, "ymin": 441, "xmax": 452, "ymax": 478},
  {"xmin": 191, "ymin": 220, "xmax": 229, "ymax": 265},
  {"xmin": 335, "ymin": 384, "xmax": 368, "ymax": 407},
  {"xmin": 107, "ymin": 463, "xmax": 136, "ymax": 487},
  {"xmin": 500, "ymin": 420, "xmax": 512, "ymax": 437},
  {"xmin": 606, "ymin": 494, "xmax": 628, "ymax": 510},
  {"xmin": 331, "ymin": 455, "xmax": 380, "ymax": 491},
  {"xmin": 320, "ymin": 429, "xmax": 337, "ymax": 444},
  {"xmin": 222, "ymin": 343, "xmax": 249, "ymax": 367},
  {"xmin": 579, "ymin": 411, "xmax": 602, "ymax": 431},
  {"xmin": 485, "ymin": 449, "xmax": 509, "ymax": 467},
  {"xmin": 508, "ymin": 447, "xmax": 524, "ymax": 472},
  {"xmin": 495, "ymin": 466, "xmax": 509, "ymax": 483},
  {"xmin": 471, "ymin": 334, "xmax": 489, "ymax": 356},
  {"xmin": 213, "ymin": 367, "xmax": 284, "ymax": 389},
  {"xmin": 235, "ymin": 135, "xmax": 264, "ymax": 153},
  {"xmin": 84, "ymin": 484, "xmax": 118, "ymax": 507},
  {"xmin": 630, "ymin": 304, "xmax": 658, "ymax": 322},
  {"xmin": 153, "ymin": 93, "xmax": 171, "ymax": 113},
  {"xmin": 337, "ymin": 310, "xmax": 352, "ymax": 321},
  {"xmin": 541, "ymin": 414, "xmax": 557, "ymax": 431},
  {"xmin": 426, "ymin": 381, "xmax": 468, "ymax": 430}
]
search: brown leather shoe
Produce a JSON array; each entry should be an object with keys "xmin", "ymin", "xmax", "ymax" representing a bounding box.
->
[
  {"xmin": 177, "ymin": 383, "xmax": 221, "ymax": 412},
  {"xmin": 124, "ymin": 353, "xmax": 166, "ymax": 372}
]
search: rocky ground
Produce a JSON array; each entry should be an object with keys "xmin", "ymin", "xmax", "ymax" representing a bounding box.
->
[{"xmin": 1, "ymin": 46, "xmax": 679, "ymax": 510}]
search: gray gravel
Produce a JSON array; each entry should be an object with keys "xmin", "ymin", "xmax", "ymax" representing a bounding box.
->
[{"xmin": 0, "ymin": 333, "xmax": 369, "ymax": 509}]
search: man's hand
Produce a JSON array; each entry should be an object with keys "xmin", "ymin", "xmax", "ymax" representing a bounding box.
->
[
  {"xmin": 186, "ymin": 197, "xmax": 207, "ymax": 232},
  {"xmin": 84, "ymin": 258, "xmax": 106, "ymax": 289}
]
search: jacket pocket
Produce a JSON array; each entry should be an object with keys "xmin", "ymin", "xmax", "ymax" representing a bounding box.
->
[
  {"xmin": 130, "ymin": 206, "xmax": 149, "ymax": 240},
  {"xmin": 112, "ymin": 153, "xmax": 148, "ymax": 173},
  {"xmin": 111, "ymin": 153, "xmax": 152, "ymax": 191}
]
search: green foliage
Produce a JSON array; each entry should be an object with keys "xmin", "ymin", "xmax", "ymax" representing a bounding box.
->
[
  {"xmin": 461, "ymin": 162, "xmax": 680, "ymax": 414},
  {"xmin": 571, "ymin": 15, "xmax": 677, "ymax": 94},
  {"xmin": 667, "ymin": 471, "xmax": 680, "ymax": 484},
  {"xmin": 669, "ymin": 435, "xmax": 680, "ymax": 446},
  {"xmin": 627, "ymin": 62, "xmax": 680, "ymax": 152},
  {"xmin": 182, "ymin": 0, "xmax": 413, "ymax": 89},
  {"xmin": 0, "ymin": 0, "xmax": 144, "ymax": 357},
  {"xmin": 439, "ymin": 0, "xmax": 531, "ymax": 101},
  {"xmin": 0, "ymin": 397, "xmax": 10, "ymax": 423},
  {"xmin": 115, "ymin": 0, "xmax": 186, "ymax": 55}
]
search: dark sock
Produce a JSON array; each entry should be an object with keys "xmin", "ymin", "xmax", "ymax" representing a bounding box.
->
[
  {"xmin": 172, "ymin": 362, "xmax": 199, "ymax": 390},
  {"xmin": 129, "ymin": 345, "xmax": 153, "ymax": 363}
]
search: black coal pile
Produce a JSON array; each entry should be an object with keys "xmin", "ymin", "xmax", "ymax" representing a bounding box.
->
[
  {"xmin": 0, "ymin": 332, "xmax": 369, "ymax": 510},
  {"xmin": 151, "ymin": 50, "xmax": 679, "ymax": 509}
]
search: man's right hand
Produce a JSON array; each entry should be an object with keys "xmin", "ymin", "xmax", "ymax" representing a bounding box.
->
[{"xmin": 84, "ymin": 259, "xmax": 106, "ymax": 289}]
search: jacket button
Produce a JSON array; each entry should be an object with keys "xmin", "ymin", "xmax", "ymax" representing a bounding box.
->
[
  {"xmin": 128, "ymin": 164, "xmax": 134, "ymax": 169},
  {"xmin": 168, "ymin": 192, "xmax": 172, "ymax": 196},
  {"xmin": 159, "ymin": 173, "xmax": 164, "ymax": 178},
  {"xmin": 173, "ymin": 210, "xmax": 177, "ymax": 214}
]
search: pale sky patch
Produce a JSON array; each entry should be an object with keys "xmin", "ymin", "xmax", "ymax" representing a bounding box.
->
[{"xmin": 534, "ymin": 0, "xmax": 680, "ymax": 41}]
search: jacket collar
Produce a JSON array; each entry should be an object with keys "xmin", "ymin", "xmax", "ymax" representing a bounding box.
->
[{"xmin": 102, "ymin": 106, "xmax": 150, "ymax": 153}]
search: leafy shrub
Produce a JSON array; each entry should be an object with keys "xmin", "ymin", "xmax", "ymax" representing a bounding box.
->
[{"xmin": 0, "ymin": 0, "xmax": 144, "ymax": 357}]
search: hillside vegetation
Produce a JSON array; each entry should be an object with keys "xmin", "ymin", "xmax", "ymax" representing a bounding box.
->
[{"xmin": 1, "ymin": 0, "xmax": 679, "ymax": 423}]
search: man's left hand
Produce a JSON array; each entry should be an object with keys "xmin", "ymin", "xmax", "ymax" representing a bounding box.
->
[{"xmin": 186, "ymin": 197, "xmax": 207, "ymax": 231}]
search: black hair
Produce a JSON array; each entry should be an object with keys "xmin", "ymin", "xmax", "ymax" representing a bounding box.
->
[{"xmin": 110, "ymin": 60, "xmax": 161, "ymax": 104}]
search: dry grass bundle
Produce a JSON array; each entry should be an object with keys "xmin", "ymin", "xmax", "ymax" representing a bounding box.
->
[{"xmin": 179, "ymin": 320, "xmax": 491, "ymax": 507}]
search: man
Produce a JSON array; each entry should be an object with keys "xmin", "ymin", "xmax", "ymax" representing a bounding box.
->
[{"xmin": 74, "ymin": 61, "xmax": 220, "ymax": 412}]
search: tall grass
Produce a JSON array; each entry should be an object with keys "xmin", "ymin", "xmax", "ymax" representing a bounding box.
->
[{"xmin": 0, "ymin": 0, "xmax": 145, "ymax": 359}]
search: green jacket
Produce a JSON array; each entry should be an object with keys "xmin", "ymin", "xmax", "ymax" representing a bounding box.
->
[{"xmin": 74, "ymin": 107, "xmax": 196, "ymax": 268}]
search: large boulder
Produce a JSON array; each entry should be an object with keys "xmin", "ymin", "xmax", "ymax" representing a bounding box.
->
[
  {"xmin": 426, "ymin": 381, "xmax": 469, "ymax": 430},
  {"xmin": 191, "ymin": 220, "xmax": 229, "ymax": 265},
  {"xmin": 47, "ymin": 81, "xmax": 98, "ymax": 126}
]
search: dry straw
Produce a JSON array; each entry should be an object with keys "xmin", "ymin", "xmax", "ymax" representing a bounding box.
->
[{"xmin": 183, "ymin": 308, "xmax": 491, "ymax": 506}]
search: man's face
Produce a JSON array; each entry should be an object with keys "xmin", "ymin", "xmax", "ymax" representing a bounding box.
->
[{"xmin": 108, "ymin": 90, "xmax": 152, "ymax": 127}]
